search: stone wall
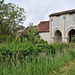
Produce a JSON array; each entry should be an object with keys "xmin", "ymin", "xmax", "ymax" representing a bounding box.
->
[
  {"xmin": 39, "ymin": 32, "xmax": 50, "ymax": 43},
  {"xmin": 50, "ymin": 13, "xmax": 75, "ymax": 43}
]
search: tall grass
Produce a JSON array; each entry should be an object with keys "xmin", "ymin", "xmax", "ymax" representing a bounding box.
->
[
  {"xmin": 0, "ymin": 39, "xmax": 75, "ymax": 75},
  {"xmin": 0, "ymin": 46, "xmax": 75, "ymax": 75}
]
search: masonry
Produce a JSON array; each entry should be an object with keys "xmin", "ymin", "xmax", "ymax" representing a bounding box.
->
[
  {"xmin": 24, "ymin": 9, "xmax": 75, "ymax": 43},
  {"xmin": 49, "ymin": 9, "xmax": 75, "ymax": 43}
]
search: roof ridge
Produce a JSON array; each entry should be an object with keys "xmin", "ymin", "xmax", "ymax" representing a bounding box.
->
[{"xmin": 50, "ymin": 9, "xmax": 75, "ymax": 16}]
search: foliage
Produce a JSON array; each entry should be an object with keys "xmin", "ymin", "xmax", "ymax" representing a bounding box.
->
[
  {"xmin": 71, "ymin": 37, "xmax": 75, "ymax": 43},
  {"xmin": 16, "ymin": 31, "xmax": 25, "ymax": 42},
  {"xmin": 24, "ymin": 23, "xmax": 49, "ymax": 44},
  {"xmin": 39, "ymin": 39, "xmax": 48, "ymax": 44},
  {"xmin": 0, "ymin": 0, "xmax": 26, "ymax": 42},
  {"xmin": 0, "ymin": 41, "xmax": 71, "ymax": 61},
  {"xmin": 25, "ymin": 23, "xmax": 40, "ymax": 44},
  {"xmin": 36, "ymin": 43, "xmax": 69, "ymax": 55},
  {"xmin": 0, "ymin": 42, "xmax": 75, "ymax": 75}
]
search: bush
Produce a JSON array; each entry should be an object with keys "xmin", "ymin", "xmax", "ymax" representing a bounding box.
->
[
  {"xmin": 38, "ymin": 39, "xmax": 48, "ymax": 44},
  {"xmin": 71, "ymin": 38, "xmax": 75, "ymax": 43},
  {"xmin": 0, "ymin": 40, "xmax": 71, "ymax": 61}
]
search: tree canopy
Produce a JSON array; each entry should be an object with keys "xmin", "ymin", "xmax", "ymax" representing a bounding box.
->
[{"xmin": 0, "ymin": 0, "xmax": 26, "ymax": 42}]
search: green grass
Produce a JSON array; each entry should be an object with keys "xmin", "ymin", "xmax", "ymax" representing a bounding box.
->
[
  {"xmin": 0, "ymin": 48, "xmax": 75, "ymax": 75},
  {"xmin": 53, "ymin": 60, "xmax": 75, "ymax": 75},
  {"xmin": 0, "ymin": 42, "xmax": 75, "ymax": 75},
  {"xmin": 67, "ymin": 65, "xmax": 75, "ymax": 75}
]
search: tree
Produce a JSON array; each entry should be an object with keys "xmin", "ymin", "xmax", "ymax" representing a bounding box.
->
[
  {"xmin": 0, "ymin": 0, "xmax": 26, "ymax": 42},
  {"xmin": 25, "ymin": 23, "xmax": 40, "ymax": 44}
]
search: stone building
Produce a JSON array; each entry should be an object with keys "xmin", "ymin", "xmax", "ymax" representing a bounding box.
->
[
  {"xmin": 49, "ymin": 9, "xmax": 75, "ymax": 43},
  {"xmin": 24, "ymin": 21, "xmax": 50, "ymax": 43},
  {"xmin": 37, "ymin": 21, "xmax": 50, "ymax": 43},
  {"xmin": 24, "ymin": 9, "xmax": 75, "ymax": 43}
]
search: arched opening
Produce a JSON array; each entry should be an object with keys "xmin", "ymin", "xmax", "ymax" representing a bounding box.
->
[
  {"xmin": 68, "ymin": 29, "xmax": 75, "ymax": 42},
  {"xmin": 54, "ymin": 30, "xmax": 62, "ymax": 43}
]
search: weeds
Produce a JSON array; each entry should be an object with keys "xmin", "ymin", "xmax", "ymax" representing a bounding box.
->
[{"xmin": 0, "ymin": 41, "xmax": 75, "ymax": 75}]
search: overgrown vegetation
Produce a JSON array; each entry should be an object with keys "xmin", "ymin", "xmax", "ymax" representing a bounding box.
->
[
  {"xmin": 0, "ymin": 16, "xmax": 75, "ymax": 75},
  {"xmin": 0, "ymin": 39, "xmax": 75, "ymax": 75},
  {"xmin": 54, "ymin": 60, "xmax": 75, "ymax": 75},
  {"xmin": 0, "ymin": 0, "xmax": 75, "ymax": 75},
  {"xmin": 24, "ymin": 23, "xmax": 40, "ymax": 44},
  {"xmin": 72, "ymin": 37, "xmax": 75, "ymax": 43},
  {"xmin": 0, "ymin": 23, "xmax": 75, "ymax": 74}
]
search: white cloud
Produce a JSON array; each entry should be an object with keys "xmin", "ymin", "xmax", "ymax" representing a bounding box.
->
[{"xmin": 4, "ymin": 0, "xmax": 75, "ymax": 27}]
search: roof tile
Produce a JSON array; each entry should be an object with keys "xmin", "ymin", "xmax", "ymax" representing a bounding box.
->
[{"xmin": 24, "ymin": 21, "xmax": 49, "ymax": 34}]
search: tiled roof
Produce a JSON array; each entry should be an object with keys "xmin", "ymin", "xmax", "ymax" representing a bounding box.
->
[
  {"xmin": 24, "ymin": 21, "xmax": 49, "ymax": 34},
  {"xmin": 37, "ymin": 21, "xmax": 49, "ymax": 32},
  {"xmin": 50, "ymin": 9, "xmax": 75, "ymax": 16}
]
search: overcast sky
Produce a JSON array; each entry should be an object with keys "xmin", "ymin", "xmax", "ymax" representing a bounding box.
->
[{"xmin": 4, "ymin": 0, "xmax": 75, "ymax": 27}]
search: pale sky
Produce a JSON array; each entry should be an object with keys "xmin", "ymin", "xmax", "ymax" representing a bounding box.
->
[{"xmin": 4, "ymin": 0, "xmax": 75, "ymax": 27}]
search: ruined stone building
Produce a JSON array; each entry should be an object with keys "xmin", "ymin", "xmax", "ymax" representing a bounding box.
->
[{"xmin": 24, "ymin": 9, "xmax": 75, "ymax": 43}]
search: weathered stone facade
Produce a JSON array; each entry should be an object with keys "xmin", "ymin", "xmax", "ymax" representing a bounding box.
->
[
  {"xmin": 39, "ymin": 32, "xmax": 50, "ymax": 43},
  {"xmin": 24, "ymin": 9, "xmax": 75, "ymax": 43},
  {"xmin": 49, "ymin": 9, "xmax": 75, "ymax": 43}
]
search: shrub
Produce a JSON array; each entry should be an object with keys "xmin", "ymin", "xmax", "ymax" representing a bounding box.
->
[
  {"xmin": 71, "ymin": 38, "xmax": 75, "ymax": 43},
  {"xmin": 38, "ymin": 39, "xmax": 48, "ymax": 44},
  {"xmin": 0, "ymin": 41, "xmax": 71, "ymax": 61}
]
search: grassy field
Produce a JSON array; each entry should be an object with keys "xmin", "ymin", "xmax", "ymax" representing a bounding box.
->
[
  {"xmin": 0, "ymin": 42, "xmax": 75, "ymax": 75},
  {"xmin": 50, "ymin": 60, "xmax": 75, "ymax": 75}
]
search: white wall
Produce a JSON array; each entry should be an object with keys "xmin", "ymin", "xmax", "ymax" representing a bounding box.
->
[
  {"xmin": 50, "ymin": 13, "xmax": 75, "ymax": 43},
  {"xmin": 39, "ymin": 32, "xmax": 50, "ymax": 43}
]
